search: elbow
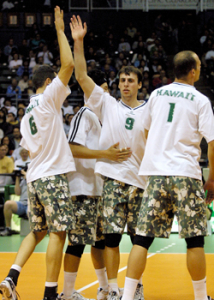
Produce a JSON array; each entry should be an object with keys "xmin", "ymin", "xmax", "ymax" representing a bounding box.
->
[
  {"xmin": 75, "ymin": 73, "xmax": 87, "ymax": 85},
  {"xmin": 63, "ymin": 59, "xmax": 74, "ymax": 71}
]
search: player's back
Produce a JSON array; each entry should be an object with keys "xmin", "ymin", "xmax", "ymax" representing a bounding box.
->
[
  {"xmin": 139, "ymin": 82, "xmax": 214, "ymax": 179},
  {"xmin": 68, "ymin": 107, "xmax": 103, "ymax": 196},
  {"xmin": 20, "ymin": 77, "xmax": 75, "ymax": 183}
]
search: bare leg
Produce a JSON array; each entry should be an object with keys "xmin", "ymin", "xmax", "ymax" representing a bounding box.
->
[
  {"xmin": 121, "ymin": 245, "xmax": 148, "ymax": 300},
  {"xmin": 91, "ymin": 246, "xmax": 108, "ymax": 292},
  {"xmin": 64, "ymin": 253, "xmax": 81, "ymax": 273},
  {"xmin": 4, "ymin": 201, "xmax": 18, "ymax": 228},
  {"xmin": 91, "ymin": 247, "xmax": 105, "ymax": 270},
  {"xmin": 46, "ymin": 231, "xmax": 66, "ymax": 282},
  {"xmin": 186, "ymin": 248, "xmax": 206, "ymax": 280},
  {"xmin": 104, "ymin": 246, "xmax": 120, "ymax": 279},
  {"xmin": 63, "ymin": 250, "xmax": 81, "ymax": 297},
  {"xmin": 126, "ymin": 245, "xmax": 148, "ymax": 280},
  {"xmin": 14, "ymin": 231, "xmax": 47, "ymax": 267}
]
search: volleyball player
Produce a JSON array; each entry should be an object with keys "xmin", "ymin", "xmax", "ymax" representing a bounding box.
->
[
  {"xmin": 0, "ymin": 6, "xmax": 76, "ymax": 300},
  {"xmin": 70, "ymin": 15, "xmax": 147, "ymax": 300},
  {"xmin": 121, "ymin": 51, "xmax": 214, "ymax": 300},
  {"xmin": 59, "ymin": 71, "xmax": 131, "ymax": 300}
]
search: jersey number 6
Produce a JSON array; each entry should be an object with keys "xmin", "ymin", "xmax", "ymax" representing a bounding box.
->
[{"xmin": 29, "ymin": 116, "xmax": 38, "ymax": 135}]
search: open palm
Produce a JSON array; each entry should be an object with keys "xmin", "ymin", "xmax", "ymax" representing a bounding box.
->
[
  {"xmin": 54, "ymin": 6, "xmax": 64, "ymax": 32},
  {"xmin": 70, "ymin": 15, "xmax": 87, "ymax": 40}
]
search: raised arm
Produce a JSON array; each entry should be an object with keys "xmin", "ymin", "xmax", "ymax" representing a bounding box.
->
[
  {"xmin": 55, "ymin": 6, "xmax": 74, "ymax": 86},
  {"xmin": 70, "ymin": 15, "xmax": 95, "ymax": 99}
]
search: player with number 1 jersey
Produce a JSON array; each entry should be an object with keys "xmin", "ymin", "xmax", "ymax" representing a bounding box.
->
[{"xmin": 139, "ymin": 81, "xmax": 214, "ymax": 179}]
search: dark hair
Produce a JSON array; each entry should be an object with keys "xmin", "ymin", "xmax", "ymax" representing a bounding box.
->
[
  {"xmin": 32, "ymin": 65, "xmax": 55, "ymax": 90},
  {"xmin": 13, "ymin": 126, "xmax": 20, "ymax": 131},
  {"xmin": 23, "ymin": 72, "xmax": 29, "ymax": 78},
  {"xmin": 4, "ymin": 98, "xmax": 11, "ymax": 105},
  {"xmin": 118, "ymin": 66, "xmax": 143, "ymax": 83},
  {"xmin": 173, "ymin": 51, "xmax": 197, "ymax": 79},
  {"xmin": 7, "ymin": 112, "xmax": 16, "ymax": 118},
  {"xmin": 17, "ymin": 107, "xmax": 25, "ymax": 115},
  {"xmin": 0, "ymin": 109, "xmax": 6, "ymax": 122},
  {"xmin": 88, "ymin": 69, "xmax": 107, "ymax": 86},
  {"xmin": 1, "ymin": 136, "xmax": 15, "ymax": 151}
]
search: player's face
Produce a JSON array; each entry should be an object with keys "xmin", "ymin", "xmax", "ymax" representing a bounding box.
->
[{"xmin": 118, "ymin": 72, "xmax": 141, "ymax": 100}]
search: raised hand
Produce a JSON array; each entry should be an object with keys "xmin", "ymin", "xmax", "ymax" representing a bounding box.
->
[
  {"xmin": 54, "ymin": 6, "xmax": 64, "ymax": 32},
  {"xmin": 70, "ymin": 15, "xmax": 87, "ymax": 41}
]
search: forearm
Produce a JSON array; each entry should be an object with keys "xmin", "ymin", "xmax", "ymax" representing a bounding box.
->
[
  {"xmin": 70, "ymin": 144, "xmax": 106, "ymax": 159},
  {"xmin": 57, "ymin": 30, "xmax": 74, "ymax": 69},
  {"xmin": 74, "ymin": 39, "xmax": 87, "ymax": 82},
  {"xmin": 15, "ymin": 177, "xmax": 21, "ymax": 195}
]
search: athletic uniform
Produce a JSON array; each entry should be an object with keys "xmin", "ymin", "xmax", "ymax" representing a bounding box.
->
[
  {"xmin": 20, "ymin": 76, "xmax": 76, "ymax": 232},
  {"xmin": 85, "ymin": 84, "xmax": 147, "ymax": 236},
  {"xmin": 137, "ymin": 82, "xmax": 214, "ymax": 238},
  {"xmin": 67, "ymin": 106, "xmax": 104, "ymax": 245}
]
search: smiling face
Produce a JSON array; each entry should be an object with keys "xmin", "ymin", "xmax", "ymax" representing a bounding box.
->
[{"xmin": 118, "ymin": 72, "xmax": 142, "ymax": 103}]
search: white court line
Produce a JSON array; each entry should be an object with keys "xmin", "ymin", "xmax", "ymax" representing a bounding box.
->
[{"xmin": 77, "ymin": 242, "xmax": 176, "ymax": 293}]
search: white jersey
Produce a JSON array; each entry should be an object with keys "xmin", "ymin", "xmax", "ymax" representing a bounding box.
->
[
  {"xmin": 139, "ymin": 82, "xmax": 214, "ymax": 179},
  {"xmin": 20, "ymin": 76, "xmax": 76, "ymax": 183},
  {"xmin": 67, "ymin": 107, "xmax": 103, "ymax": 196},
  {"xmin": 85, "ymin": 84, "xmax": 147, "ymax": 189}
]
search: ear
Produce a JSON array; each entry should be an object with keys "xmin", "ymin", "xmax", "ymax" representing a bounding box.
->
[
  {"xmin": 45, "ymin": 78, "xmax": 52, "ymax": 86},
  {"xmin": 191, "ymin": 69, "xmax": 195, "ymax": 77}
]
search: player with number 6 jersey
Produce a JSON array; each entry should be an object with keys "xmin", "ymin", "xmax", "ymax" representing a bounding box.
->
[
  {"xmin": 0, "ymin": 7, "xmax": 76, "ymax": 300},
  {"xmin": 20, "ymin": 77, "xmax": 75, "ymax": 183}
]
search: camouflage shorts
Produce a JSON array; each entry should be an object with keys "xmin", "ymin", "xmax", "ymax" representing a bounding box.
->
[
  {"xmin": 68, "ymin": 196, "xmax": 104, "ymax": 246},
  {"xmin": 102, "ymin": 177, "xmax": 144, "ymax": 235},
  {"xmin": 27, "ymin": 174, "xmax": 75, "ymax": 233},
  {"xmin": 136, "ymin": 176, "xmax": 207, "ymax": 239}
]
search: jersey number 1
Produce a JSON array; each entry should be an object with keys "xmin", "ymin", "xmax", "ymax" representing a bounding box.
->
[
  {"xmin": 167, "ymin": 103, "xmax": 176, "ymax": 122},
  {"xmin": 29, "ymin": 116, "xmax": 38, "ymax": 135}
]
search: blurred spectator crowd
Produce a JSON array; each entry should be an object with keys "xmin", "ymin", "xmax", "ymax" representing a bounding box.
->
[{"xmin": 0, "ymin": 11, "xmax": 214, "ymax": 182}]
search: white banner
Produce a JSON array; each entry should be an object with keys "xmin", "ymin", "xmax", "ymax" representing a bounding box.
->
[{"xmin": 122, "ymin": 0, "xmax": 144, "ymax": 9}]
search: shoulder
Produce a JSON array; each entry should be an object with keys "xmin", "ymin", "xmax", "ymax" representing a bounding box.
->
[
  {"xmin": 5, "ymin": 156, "xmax": 13, "ymax": 163},
  {"xmin": 74, "ymin": 106, "xmax": 96, "ymax": 121}
]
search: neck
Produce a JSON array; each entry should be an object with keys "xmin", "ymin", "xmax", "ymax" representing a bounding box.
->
[
  {"xmin": 121, "ymin": 97, "xmax": 141, "ymax": 108},
  {"xmin": 174, "ymin": 78, "xmax": 194, "ymax": 86},
  {"xmin": 36, "ymin": 87, "xmax": 45, "ymax": 94}
]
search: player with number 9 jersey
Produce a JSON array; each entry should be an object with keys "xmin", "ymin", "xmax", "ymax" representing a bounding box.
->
[{"xmin": 86, "ymin": 84, "xmax": 147, "ymax": 190}]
